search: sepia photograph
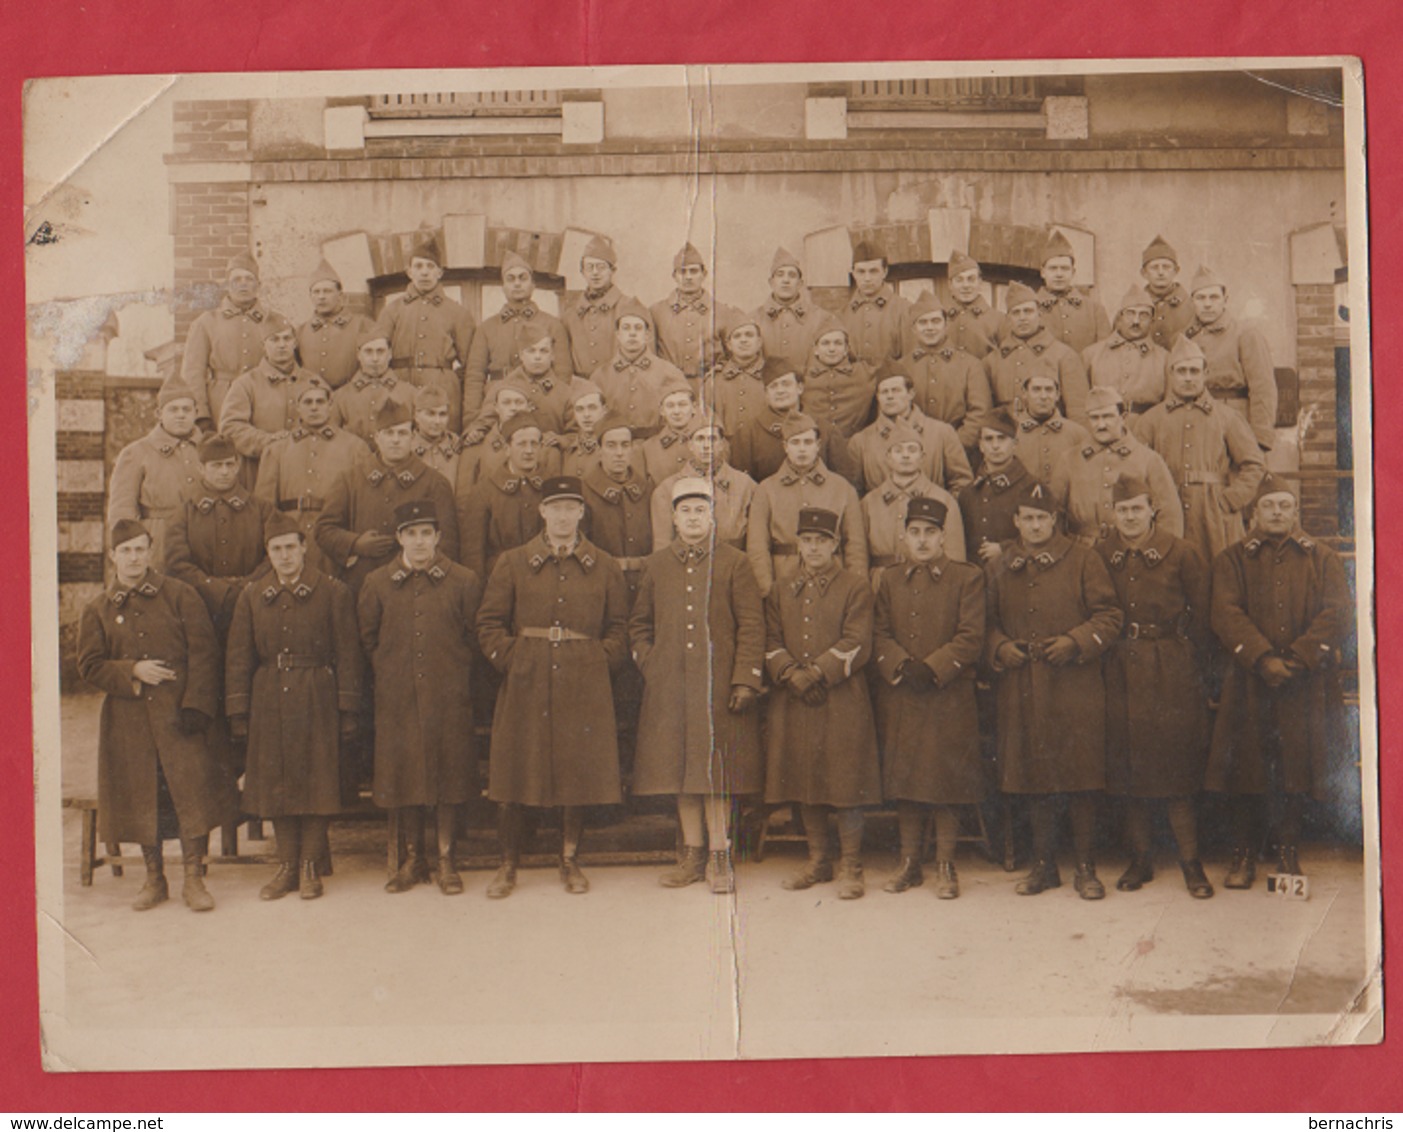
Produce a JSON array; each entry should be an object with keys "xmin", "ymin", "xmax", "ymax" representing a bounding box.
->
[{"xmin": 24, "ymin": 58, "xmax": 1377, "ymax": 1072}]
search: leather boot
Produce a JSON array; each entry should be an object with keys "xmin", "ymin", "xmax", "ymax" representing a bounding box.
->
[
  {"xmin": 385, "ymin": 852, "xmax": 429, "ymax": 894},
  {"xmin": 709, "ymin": 849, "xmax": 735, "ymax": 895},
  {"xmin": 488, "ymin": 806, "xmax": 521, "ymax": 899},
  {"xmin": 299, "ymin": 858, "xmax": 323, "ymax": 900},
  {"xmin": 883, "ymin": 857, "xmax": 924, "ymax": 894},
  {"xmin": 836, "ymin": 857, "xmax": 865, "ymax": 900},
  {"xmin": 133, "ymin": 844, "xmax": 168, "ymax": 911},
  {"xmin": 781, "ymin": 856, "xmax": 834, "ymax": 890},
  {"xmin": 1224, "ymin": 847, "xmax": 1256, "ymax": 889},
  {"xmin": 259, "ymin": 862, "xmax": 299, "ymax": 901},
  {"xmin": 1276, "ymin": 844, "xmax": 1303, "ymax": 876},
  {"xmin": 1016, "ymin": 858, "xmax": 1061, "ymax": 896},
  {"xmin": 1116, "ymin": 855, "xmax": 1154, "ymax": 892},
  {"xmin": 560, "ymin": 855, "xmax": 589, "ymax": 894},
  {"xmin": 1074, "ymin": 860, "xmax": 1106, "ymax": 900},
  {"xmin": 934, "ymin": 860, "xmax": 960, "ymax": 900},
  {"xmin": 659, "ymin": 846, "xmax": 707, "ymax": 888},
  {"xmin": 1180, "ymin": 858, "xmax": 1215, "ymax": 899},
  {"xmin": 437, "ymin": 857, "xmax": 464, "ymax": 895},
  {"xmin": 180, "ymin": 837, "xmax": 214, "ymax": 912}
]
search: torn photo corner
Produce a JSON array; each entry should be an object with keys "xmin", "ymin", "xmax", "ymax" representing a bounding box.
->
[{"xmin": 25, "ymin": 57, "xmax": 1378, "ymax": 1072}]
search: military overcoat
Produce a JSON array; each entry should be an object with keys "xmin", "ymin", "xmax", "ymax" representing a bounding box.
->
[
  {"xmin": 226, "ymin": 568, "xmax": 363, "ymax": 816},
  {"xmin": 872, "ymin": 558, "xmax": 986, "ymax": 804},
  {"xmin": 477, "ymin": 534, "xmax": 630, "ymax": 807},
  {"xmin": 76, "ymin": 571, "xmax": 238, "ymax": 844},
  {"xmin": 629, "ymin": 541, "xmax": 766, "ymax": 796},
  {"xmin": 164, "ymin": 486, "xmax": 273, "ymax": 633},
  {"xmin": 358, "ymin": 555, "xmax": 484, "ymax": 808},
  {"xmin": 986, "ymin": 534, "xmax": 1123, "ymax": 794}
]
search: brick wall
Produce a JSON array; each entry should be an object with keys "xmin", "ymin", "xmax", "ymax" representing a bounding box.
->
[
  {"xmin": 55, "ymin": 371, "xmax": 109, "ymax": 684},
  {"xmin": 1295, "ymin": 283, "xmax": 1339, "ymax": 537},
  {"xmin": 172, "ymin": 100, "xmax": 253, "ymax": 346}
]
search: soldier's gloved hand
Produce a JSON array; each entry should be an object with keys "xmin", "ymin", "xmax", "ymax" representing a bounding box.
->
[
  {"xmin": 727, "ymin": 685, "xmax": 759, "ymax": 714},
  {"xmin": 800, "ymin": 680, "xmax": 828, "ymax": 707},
  {"xmin": 785, "ymin": 666, "xmax": 817, "ymax": 698},
  {"xmin": 228, "ymin": 714, "xmax": 249, "ymax": 739},
  {"xmin": 463, "ymin": 423, "xmax": 491, "ymax": 446},
  {"xmin": 1258, "ymin": 655, "xmax": 1294, "ymax": 688},
  {"xmin": 995, "ymin": 640, "xmax": 1030, "ymax": 669},
  {"xmin": 1043, "ymin": 635, "xmax": 1080, "ymax": 666},
  {"xmin": 903, "ymin": 659, "xmax": 938, "ymax": 691},
  {"xmin": 978, "ymin": 539, "xmax": 1004, "ymax": 564},
  {"xmin": 176, "ymin": 707, "xmax": 209, "ymax": 735},
  {"xmin": 338, "ymin": 711, "xmax": 359, "ymax": 739},
  {"xmin": 352, "ymin": 531, "xmax": 398, "ymax": 557}
]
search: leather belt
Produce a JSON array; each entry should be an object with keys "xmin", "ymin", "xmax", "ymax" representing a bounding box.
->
[
  {"xmin": 275, "ymin": 653, "xmax": 331, "ymax": 670},
  {"xmin": 1128, "ymin": 401, "xmax": 1159, "ymax": 415},
  {"xmin": 520, "ymin": 626, "xmax": 593, "ymax": 642},
  {"xmin": 277, "ymin": 497, "xmax": 325, "ymax": 512},
  {"xmin": 616, "ymin": 557, "xmax": 648, "ymax": 572},
  {"xmin": 770, "ymin": 540, "xmax": 798, "ymax": 555},
  {"xmin": 1124, "ymin": 622, "xmax": 1174, "ymax": 640},
  {"xmin": 1181, "ymin": 471, "xmax": 1225, "ymax": 486}
]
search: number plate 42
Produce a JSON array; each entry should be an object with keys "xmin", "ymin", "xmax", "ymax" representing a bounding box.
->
[{"xmin": 1267, "ymin": 873, "xmax": 1311, "ymax": 900}]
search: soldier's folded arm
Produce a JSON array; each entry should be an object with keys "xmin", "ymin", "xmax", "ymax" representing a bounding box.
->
[
  {"xmin": 871, "ymin": 574, "xmax": 910, "ymax": 684},
  {"xmin": 923, "ymin": 568, "xmax": 986, "ymax": 684},
  {"xmin": 812, "ymin": 581, "xmax": 873, "ymax": 687},
  {"xmin": 1220, "ymin": 414, "xmax": 1267, "ymax": 512},
  {"xmin": 75, "ymin": 607, "xmax": 141, "ymax": 699},
  {"xmin": 475, "ymin": 557, "xmax": 520, "ymax": 673},
  {"xmin": 313, "ymin": 474, "xmax": 359, "ymax": 566},
  {"xmin": 599, "ymin": 558, "xmax": 631, "ymax": 670},
  {"xmin": 1064, "ymin": 553, "xmax": 1123, "ymax": 660},
  {"xmin": 174, "ymin": 584, "xmax": 221, "ymax": 718},
  {"xmin": 330, "ymin": 581, "xmax": 364, "ymax": 710},
  {"xmin": 223, "ymin": 587, "xmax": 257, "ymax": 718}
]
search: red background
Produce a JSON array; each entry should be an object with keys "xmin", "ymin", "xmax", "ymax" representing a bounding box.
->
[{"xmin": 2, "ymin": 0, "xmax": 1397, "ymax": 1112}]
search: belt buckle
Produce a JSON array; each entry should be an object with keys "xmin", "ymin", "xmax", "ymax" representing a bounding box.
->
[
  {"xmin": 277, "ymin": 651, "xmax": 290, "ymax": 670},
  {"xmin": 548, "ymin": 625, "xmax": 564, "ymax": 643},
  {"xmin": 1126, "ymin": 623, "xmax": 1141, "ymax": 640}
]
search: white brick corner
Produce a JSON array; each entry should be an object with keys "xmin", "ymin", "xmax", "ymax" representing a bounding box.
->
[
  {"xmin": 805, "ymin": 97, "xmax": 847, "ymax": 141},
  {"xmin": 562, "ymin": 101, "xmax": 605, "ymax": 145}
]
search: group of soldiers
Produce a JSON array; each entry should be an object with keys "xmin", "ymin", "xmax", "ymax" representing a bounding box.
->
[{"xmin": 83, "ymin": 225, "xmax": 1351, "ymax": 911}]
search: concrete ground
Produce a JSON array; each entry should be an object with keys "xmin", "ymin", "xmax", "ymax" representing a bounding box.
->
[{"xmin": 40, "ymin": 692, "xmax": 1379, "ymax": 1070}]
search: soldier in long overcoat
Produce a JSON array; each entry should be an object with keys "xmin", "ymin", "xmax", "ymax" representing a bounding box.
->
[
  {"xmin": 466, "ymin": 322, "xmax": 581, "ymax": 443},
  {"xmin": 649, "ymin": 417, "xmax": 755, "ymax": 550},
  {"xmin": 372, "ymin": 232, "xmax": 476, "ymax": 434},
  {"xmin": 1183, "ymin": 265, "xmax": 1277, "ymax": 451},
  {"xmin": 463, "ymin": 250, "xmax": 572, "ymax": 419},
  {"xmin": 764, "ymin": 507, "xmax": 881, "ymax": 899},
  {"xmin": 986, "ymin": 481, "xmax": 1123, "ymax": 899},
  {"xmin": 329, "ymin": 331, "xmax": 403, "ymax": 443},
  {"xmin": 563, "ymin": 234, "xmax": 634, "ymax": 380},
  {"xmin": 746, "ymin": 413, "xmax": 867, "ymax": 598},
  {"xmin": 1096, "ymin": 475, "xmax": 1215, "ymax": 899},
  {"xmin": 219, "ymin": 315, "xmax": 319, "ymax": 477},
  {"xmin": 1081, "ymin": 285, "xmax": 1170, "ymax": 419},
  {"xmin": 107, "ymin": 376, "xmax": 205, "ymax": 567},
  {"xmin": 296, "ymin": 259, "xmax": 376, "ymax": 391},
  {"xmin": 728, "ymin": 360, "xmax": 855, "ymax": 487},
  {"xmin": 940, "ymin": 250, "xmax": 1003, "ymax": 361},
  {"xmin": 753, "ymin": 247, "xmax": 822, "ymax": 377},
  {"xmin": 872, "ymin": 497, "xmax": 985, "ymax": 899},
  {"xmin": 847, "ymin": 369, "xmax": 973, "ymax": 496},
  {"xmin": 315, "ymin": 395, "xmax": 460, "ymax": 592},
  {"xmin": 476, "ymin": 476, "xmax": 631, "ymax": 898},
  {"xmin": 409, "ymin": 385, "xmax": 462, "ymax": 484},
  {"xmin": 861, "ymin": 419, "xmax": 966, "ymax": 575},
  {"xmin": 700, "ymin": 312, "xmax": 767, "ymax": 440},
  {"xmin": 591, "ymin": 300, "xmax": 688, "ymax": 438},
  {"xmin": 255, "ymin": 379, "xmax": 370, "ymax": 575},
  {"xmin": 651, "ymin": 243, "xmax": 735, "ymax": 383},
  {"xmin": 180, "ymin": 253, "xmax": 282, "ymax": 428},
  {"xmin": 1140, "ymin": 235, "xmax": 1195, "ymax": 352},
  {"xmin": 1014, "ymin": 373, "xmax": 1091, "ymax": 486},
  {"xmin": 1133, "ymin": 335, "xmax": 1265, "ymax": 562},
  {"xmin": 904, "ymin": 293, "xmax": 994, "ymax": 454},
  {"xmin": 630, "ymin": 478, "xmax": 765, "ymax": 893},
  {"xmin": 639, "ymin": 378, "xmax": 699, "ymax": 484},
  {"xmin": 1027, "ymin": 229, "xmax": 1111, "ymax": 355},
  {"xmin": 840, "ymin": 241, "xmax": 909, "ymax": 369},
  {"xmin": 801, "ymin": 314, "xmax": 877, "ymax": 440},
  {"xmin": 958, "ymin": 408, "xmax": 1032, "ymax": 570},
  {"xmin": 77, "ymin": 520, "xmax": 238, "ymax": 912},
  {"xmin": 1050, "ymin": 387, "xmax": 1183, "ymax": 546},
  {"xmin": 359, "ymin": 500, "xmax": 483, "ymax": 897},
  {"xmin": 1206, "ymin": 475, "xmax": 1351, "ymax": 887},
  {"xmin": 165, "ymin": 434, "xmax": 273, "ymax": 637},
  {"xmin": 457, "ymin": 413, "xmax": 548, "ymax": 582},
  {"xmin": 987, "ymin": 282, "xmax": 1091, "ymax": 425},
  {"xmin": 226, "ymin": 512, "xmax": 363, "ymax": 901}
]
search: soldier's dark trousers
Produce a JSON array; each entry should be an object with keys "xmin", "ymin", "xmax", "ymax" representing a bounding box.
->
[
  {"xmin": 1231, "ymin": 791, "xmax": 1306, "ymax": 851},
  {"xmin": 272, "ymin": 815, "xmax": 331, "ymax": 866},
  {"xmin": 1030, "ymin": 793, "xmax": 1096, "ymax": 861},
  {"xmin": 1126, "ymin": 796, "xmax": 1199, "ymax": 860},
  {"xmin": 897, "ymin": 802, "xmax": 959, "ymax": 862},
  {"xmin": 799, "ymin": 804, "xmax": 864, "ymax": 861}
]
